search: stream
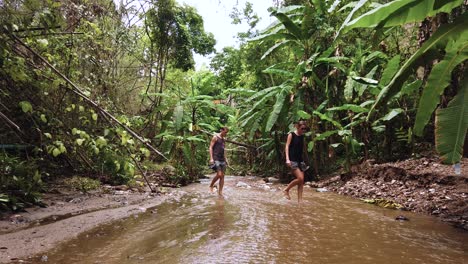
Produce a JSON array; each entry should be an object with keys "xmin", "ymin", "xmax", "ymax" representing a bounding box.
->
[{"xmin": 41, "ymin": 176, "xmax": 467, "ymax": 263}]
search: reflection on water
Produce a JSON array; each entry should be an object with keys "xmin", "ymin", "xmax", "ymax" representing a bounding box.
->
[{"xmin": 43, "ymin": 177, "xmax": 468, "ymax": 264}]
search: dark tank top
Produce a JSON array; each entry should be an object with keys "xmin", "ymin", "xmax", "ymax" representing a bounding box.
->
[
  {"xmin": 213, "ymin": 136, "xmax": 225, "ymax": 161},
  {"xmin": 288, "ymin": 132, "xmax": 304, "ymax": 162}
]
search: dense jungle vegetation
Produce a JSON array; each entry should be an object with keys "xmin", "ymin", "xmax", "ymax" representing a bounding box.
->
[{"xmin": 1, "ymin": 0, "xmax": 466, "ymax": 210}]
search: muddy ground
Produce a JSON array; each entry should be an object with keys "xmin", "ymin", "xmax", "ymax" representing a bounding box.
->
[
  {"xmin": 0, "ymin": 157, "xmax": 466, "ymax": 263},
  {"xmin": 314, "ymin": 157, "xmax": 468, "ymax": 230}
]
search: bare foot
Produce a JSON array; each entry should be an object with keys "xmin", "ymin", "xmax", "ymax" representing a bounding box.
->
[
  {"xmin": 283, "ymin": 190, "xmax": 291, "ymax": 200},
  {"xmin": 210, "ymin": 185, "xmax": 216, "ymax": 193}
]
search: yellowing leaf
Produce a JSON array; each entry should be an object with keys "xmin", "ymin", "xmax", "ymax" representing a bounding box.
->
[
  {"xmin": 52, "ymin": 148, "xmax": 61, "ymax": 157},
  {"xmin": 37, "ymin": 39, "xmax": 49, "ymax": 47},
  {"xmin": 19, "ymin": 101, "xmax": 32, "ymax": 113},
  {"xmin": 76, "ymin": 138, "xmax": 85, "ymax": 146}
]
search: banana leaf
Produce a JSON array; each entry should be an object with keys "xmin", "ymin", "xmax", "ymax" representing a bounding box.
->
[
  {"xmin": 435, "ymin": 78, "xmax": 468, "ymax": 164},
  {"xmin": 345, "ymin": 0, "xmax": 463, "ymax": 31},
  {"xmin": 414, "ymin": 40, "xmax": 468, "ymax": 136},
  {"xmin": 266, "ymin": 88, "xmax": 289, "ymax": 132},
  {"xmin": 369, "ymin": 12, "xmax": 468, "ymax": 118}
]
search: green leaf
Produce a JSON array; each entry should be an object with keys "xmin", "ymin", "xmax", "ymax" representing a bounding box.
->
[
  {"xmin": 312, "ymin": 111, "xmax": 343, "ymax": 129},
  {"xmin": 140, "ymin": 147, "xmax": 151, "ymax": 158},
  {"xmin": 270, "ymin": 10, "xmax": 303, "ymax": 40},
  {"xmin": 344, "ymin": 74, "xmax": 355, "ymax": 101},
  {"xmin": 265, "ymin": 88, "xmax": 288, "ymax": 132},
  {"xmin": 261, "ymin": 40, "xmax": 291, "ymax": 60},
  {"xmin": 262, "ymin": 67, "xmax": 295, "ymax": 77},
  {"xmin": 381, "ymin": 108, "xmax": 403, "ymax": 122},
  {"xmin": 44, "ymin": 133, "xmax": 52, "ymax": 139},
  {"xmin": 245, "ymin": 85, "xmax": 281, "ymax": 103},
  {"xmin": 37, "ymin": 39, "xmax": 49, "ymax": 47},
  {"xmin": 92, "ymin": 113, "xmax": 98, "ymax": 121},
  {"xmin": 414, "ymin": 40, "xmax": 468, "ymax": 136},
  {"xmin": 344, "ymin": 0, "xmax": 463, "ymax": 31},
  {"xmin": 328, "ymin": 104, "xmax": 369, "ymax": 113},
  {"xmin": 96, "ymin": 136, "xmax": 107, "ymax": 148},
  {"xmin": 369, "ymin": 13, "xmax": 468, "ymax": 118},
  {"xmin": 76, "ymin": 138, "xmax": 85, "ymax": 146},
  {"xmin": 52, "ymin": 148, "xmax": 61, "ymax": 157},
  {"xmin": 335, "ymin": 0, "xmax": 369, "ymax": 39},
  {"xmin": 400, "ymin": 80, "xmax": 422, "ymax": 96},
  {"xmin": 174, "ymin": 103, "xmax": 184, "ymax": 130},
  {"xmin": 59, "ymin": 144, "xmax": 66, "ymax": 153},
  {"xmin": 40, "ymin": 114, "xmax": 47, "ymax": 123},
  {"xmin": 19, "ymin": 101, "xmax": 32, "ymax": 113},
  {"xmin": 352, "ymin": 76, "xmax": 378, "ymax": 85},
  {"xmin": 314, "ymin": 130, "xmax": 338, "ymax": 141},
  {"xmin": 297, "ymin": 110, "xmax": 311, "ymax": 119},
  {"xmin": 435, "ymin": 78, "xmax": 467, "ymax": 164},
  {"xmin": 384, "ymin": 0, "xmax": 463, "ymax": 28}
]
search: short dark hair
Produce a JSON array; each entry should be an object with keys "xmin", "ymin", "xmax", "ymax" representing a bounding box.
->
[
  {"xmin": 220, "ymin": 126, "xmax": 229, "ymax": 132},
  {"xmin": 295, "ymin": 120, "xmax": 307, "ymax": 126}
]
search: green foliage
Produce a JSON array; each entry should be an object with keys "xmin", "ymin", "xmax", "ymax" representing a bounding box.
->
[
  {"xmin": 0, "ymin": 0, "xmax": 464, "ymax": 188},
  {"xmin": 370, "ymin": 12, "xmax": 468, "ymax": 116},
  {"xmin": 0, "ymin": 153, "xmax": 43, "ymax": 211},
  {"xmin": 342, "ymin": 0, "xmax": 463, "ymax": 32},
  {"xmin": 414, "ymin": 39, "xmax": 468, "ymax": 135},
  {"xmin": 435, "ymin": 78, "xmax": 467, "ymax": 164},
  {"xmin": 64, "ymin": 176, "xmax": 101, "ymax": 193}
]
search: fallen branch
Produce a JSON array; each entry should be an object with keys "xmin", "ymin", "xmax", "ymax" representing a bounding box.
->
[{"xmin": 0, "ymin": 111, "xmax": 22, "ymax": 134}]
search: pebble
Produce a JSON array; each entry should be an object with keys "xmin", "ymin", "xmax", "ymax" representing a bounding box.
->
[
  {"xmin": 236, "ymin": 181, "xmax": 250, "ymax": 188},
  {"xmin": 395, "ymin": 215, "xmax": 409, "ymax": 221}
]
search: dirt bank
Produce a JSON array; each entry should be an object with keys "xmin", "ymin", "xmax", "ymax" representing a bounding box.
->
[
  {"xmin": 0, "ymin": 185, "xmax": 176, "ymax": 263},
  {"xmin": 316, "ymin": 157, "xmax": 468, "ymax": 230}
]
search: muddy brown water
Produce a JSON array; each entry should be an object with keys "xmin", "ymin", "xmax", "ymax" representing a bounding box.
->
[{"xmin": 40, "ymin": 177, "xmax": 467, "ymax": 263}]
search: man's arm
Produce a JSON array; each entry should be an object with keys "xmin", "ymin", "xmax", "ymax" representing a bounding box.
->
[
  {"xmin": 209, "ymin": 135, "xmax": 216, "ymax": 163},
  {"xmin": 224, "ymin": 142, "xmax": 229, "ymax": 165}
]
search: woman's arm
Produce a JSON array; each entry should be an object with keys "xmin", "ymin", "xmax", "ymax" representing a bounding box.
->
[{"xmin": 285, "ymin": 133, "xmax": 292, "ymax": 166}]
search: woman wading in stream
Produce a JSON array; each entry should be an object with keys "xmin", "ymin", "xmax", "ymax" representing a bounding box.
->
[
  {"xmin": 283, "ymin": 120, "xmax": 309, "ymax": 202},
  {"xmin": 209, "ymin": 127, "xmax": 229, "ymax": 196}
]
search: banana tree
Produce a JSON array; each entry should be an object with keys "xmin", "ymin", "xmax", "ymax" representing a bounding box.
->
[
  {"xmin": 309, "ymin": 103, "xmax": 368, "ymax": 171},
  {"xmin": 339, "ymin": 0, "xmax": 467, "ymax": 163},
  {"xmin": 240, "ymin": 1, "xmax": 355, "ymax": 174}
]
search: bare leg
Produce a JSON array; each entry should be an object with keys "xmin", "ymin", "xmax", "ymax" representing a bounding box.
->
[
  {"xmin": 210, "ymin": 174, "xmax": 220, "ymax": 193},
  {"xmin": 283, "ymin": 169, "xmax": 304, "ymax": 202},
  {"xmin": 296, "ymin": 171, "xmax": 304, "ymax": 202},
  {"xmin": 283, "ymin": 169, "xmax": 301, "ymax": 200},
  {"xmin": 218, "ymin": 171, "xmax": 225, "ymax": 196}
]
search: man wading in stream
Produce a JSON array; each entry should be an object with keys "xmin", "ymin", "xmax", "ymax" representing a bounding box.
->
[
  {"xmin": 283, "ymin": 120, "xmax": 309, "ymax": 202},
  {"xmin": 209, "ymin": 127, "xmax": 229, "ymax": 196}
]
